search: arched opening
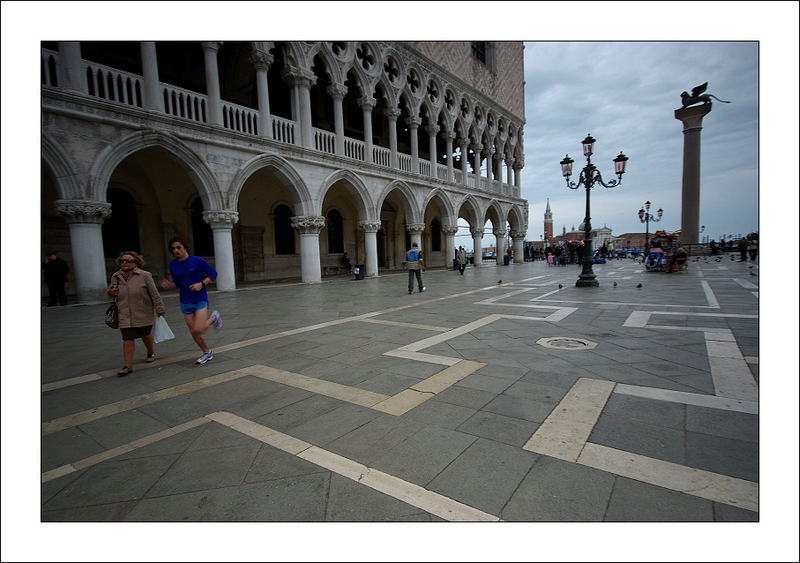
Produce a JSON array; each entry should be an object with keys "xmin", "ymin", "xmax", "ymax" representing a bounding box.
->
[
  {"xmin": 430, "ymin": 218, "xmax": 442, "ymax": 252},
  {"xmin": 102, "ymin": 187, "xmax": 140, "ymax": 257},
  {"xmin": 343, "ymin": 70, "xmax": 364, "ymax": 141},
  {"xmin": 190, "ymin": 197, "xmax": 214, "ymax": 257},
  {"xmin": 266, "ymin": 43, "xmax": 292, "ymax": 120},
  {"xmin": 274, "ymin": 204, "xmax": 296, "ymax": 255},
  {"xmin": 310, "ymin": 55, "xmax": 334, "ymax": 132},
  {"xmin": 326, "ymin": 209, "xmax": 344, "ymax": 254}
]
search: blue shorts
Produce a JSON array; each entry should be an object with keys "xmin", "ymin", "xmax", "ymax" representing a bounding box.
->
[{"xmin": 180, "ymin": 301, "xmax": 208, "ymax": 315}]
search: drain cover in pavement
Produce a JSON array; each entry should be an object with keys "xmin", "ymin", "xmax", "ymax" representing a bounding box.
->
[{"xmin": 536, "ymin": 337, "xmax": 597, "ymax": 350}]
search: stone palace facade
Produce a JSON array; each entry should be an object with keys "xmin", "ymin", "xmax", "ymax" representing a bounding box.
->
[{"xmin": 41, "ymin": 41, "xmax": 528, "ymax": 303}]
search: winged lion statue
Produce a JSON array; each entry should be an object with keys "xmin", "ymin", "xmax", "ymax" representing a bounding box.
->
[{"xmin": 680, "ymin": 82, "xmax": 731, "ymax": 108}]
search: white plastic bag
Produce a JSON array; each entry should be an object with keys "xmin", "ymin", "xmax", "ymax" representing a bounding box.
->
[{"xmin": 153, "ymin": 316, "xmax": 175, "ymax": 344}]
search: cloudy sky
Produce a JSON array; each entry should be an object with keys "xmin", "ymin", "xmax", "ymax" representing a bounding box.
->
[{"xmin": 520, "ymin": 41, "xmax": 758, "ymax": 244}]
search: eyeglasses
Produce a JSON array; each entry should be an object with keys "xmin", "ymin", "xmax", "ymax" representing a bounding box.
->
[{"xmin": 119, "ymin": 259, "xmax": 137, "ymax": 264}]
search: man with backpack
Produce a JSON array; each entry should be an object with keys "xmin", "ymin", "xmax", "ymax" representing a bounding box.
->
[{"xmin": 407, "ymin": 242, "xmax": 425, "ymax": 294}]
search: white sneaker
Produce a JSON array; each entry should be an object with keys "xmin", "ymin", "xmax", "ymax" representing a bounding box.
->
[
  {"xmin": 421, "ymin": 287, "xmax": 426, "ymax": 292},
  {"xmin": 210, "ymin": 310, "xmax": 223, "ymax": 330},
  {"xmin": 196, "ymin": 350, "xmax": 213, "ymax": 364}
]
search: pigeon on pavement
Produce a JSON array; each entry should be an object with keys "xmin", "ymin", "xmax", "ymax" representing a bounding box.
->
[{"xmin": 636, "ymin": 283, "xmax": 642, "ymax": 288}]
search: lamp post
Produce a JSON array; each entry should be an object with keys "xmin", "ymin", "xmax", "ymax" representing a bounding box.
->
[
  {"xmin": 560, "ymin": 134, "xmax": 628, "ymax": 287},
  {"xmin": 638, "ymin": 201, "xmax": 663, "ymax": 254}
]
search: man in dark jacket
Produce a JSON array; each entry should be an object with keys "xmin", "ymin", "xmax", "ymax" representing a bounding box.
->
[{"xmin": 43, "ymin": 250, "xmax": 69, "ymax": 306}]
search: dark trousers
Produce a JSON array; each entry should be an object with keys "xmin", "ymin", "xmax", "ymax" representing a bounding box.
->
[
  {"xmin": 46, "ymin": 282, "xmax": 67, "ymax": 306},
  {"xmin": 459, "ymin": 263, "xmax": 466, "ymax": 274},
  {"xmin": 408, "ymin": 269, "xmax": 423, "ymax": 292}
]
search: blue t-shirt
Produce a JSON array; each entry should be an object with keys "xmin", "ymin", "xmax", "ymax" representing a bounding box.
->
[{"xmin": 169, "ymin": 255, "xmax": 218, "ymax": 304}]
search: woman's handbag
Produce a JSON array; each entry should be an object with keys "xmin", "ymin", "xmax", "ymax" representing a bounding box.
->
[
  {"xmin": 105, "ymin": 280, "xmax": 119, "ymax": 329},
  {"xmin": 104, "ymin": 300, "xmax": 119, "ymax": 329}
]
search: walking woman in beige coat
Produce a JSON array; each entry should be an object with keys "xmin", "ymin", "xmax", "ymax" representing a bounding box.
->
[{"xmin": 107, "ymin": 251, "xmax": 166, "ymax": 376}]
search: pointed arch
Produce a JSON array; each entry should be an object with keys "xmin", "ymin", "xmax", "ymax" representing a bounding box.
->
[
  {"xmin": 376, "ymin": 179, "xmax": 421, "ymax": 225},
  {"xmin": 318, "ymin": 168, "xmax": 375, "ymax": 222},
  {"xmin": 41, "ymin": 134, "xmax": 82, "ymax": 200},
  {"xmin": 88, "ymin": 129, "xmax": 221, "ymax": 209},
  {"xmin": 227, "ymin": 153, "xmax": 312, "ymax": 215},
  {"xmin": 422, "ymin": 187, "xmax": 456, "ymax": 226}
]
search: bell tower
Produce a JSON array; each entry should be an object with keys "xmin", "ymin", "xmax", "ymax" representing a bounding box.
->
[{"xmin": 544, "ymin": 198, "xmax": 553, "ymax": 242}]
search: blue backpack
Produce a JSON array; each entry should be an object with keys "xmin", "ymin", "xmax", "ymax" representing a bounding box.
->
[{"xmin": 408, "ymin": 248, "xmax": 418, "ymax": 262}]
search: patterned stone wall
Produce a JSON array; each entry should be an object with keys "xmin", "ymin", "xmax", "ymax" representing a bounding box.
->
[{"xmin": 403, "ymin": 41, "xmax": 525, "ymax": 120}]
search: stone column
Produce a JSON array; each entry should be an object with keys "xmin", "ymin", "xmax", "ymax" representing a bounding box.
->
[
  {"xmin": 58, "ymin": 42, "xmax": 85, "ymax": 94},
  {"xmin": 385, "ymin": 108, "xmax": 401, "ymax": 169},
  {"xmin": 251, "ymin": 50, "xmax": 274, "ymax": 139},
  {"xmin": 426, "ymin": 124, "xmax": 439, "ymax": 177},
  {"xmin": 55, "ymin": 200, "xmax": 112, "ymax": 303},
  {"xmin": 140, "ymin": 42, "xmax": 161, "ymax": 111},
  {"xmin": 406, "ymin": 223, "xmax": 425, "ymax": 251},
  {"xmin": 360, "ymin": 96, "xmax": 376, "ymax": 163},
  {"xmin": 408, "ymin": 116, "xmax": 421, "ymax": 173},
  {"xmin": 442, "ymin": 225, "xmax": 459, "ymax": 269},
  {"xmin": 495, "ymin": 153, "xmax": 505, "ymax": 186},
  {"xmin": 471, "ymin": 228, "xmax": 484, "ymax": 267},
  {"xmin": 444, "ymin": 130, "xmax": 456, "ymax": 182},
  {"xmin": 360, "ymin": 221, "xmax": 381, "ymax": 277},
  {"xmin": 494, "ymin": 229, "xmax": 506, "ymax": 266},
  {"xmin": 513, "ymin": 160, "xmax": 523, "ymax": 188},
  {"xmin": 201, "ymin": 42, "xmax": 223, "ymax": 126},
  {"xmin": 483, "ymin": 148, "xmax": 494, "ymax": 181},
  {"xmin": 506, "ymin": 157, "xmax": 514, "ymax": 187},
  {"xmin": 458, "ymin": 138, "xmax": 470, "ymax": 185},
  {"xmin": 203, "ymin": 210, "xmax": 239, "ymax": 291},
  {"xmin": 291, "ymin": 215, "xmax": 325, "ymax": 283},
  {"xmin": 675, "ymin": 104, "xmax": 712, "ymax": 245},
  {"xmin": 511, "ymin": 230, "xmax": 526, "ymax": 264},
  {"xmin": 472, "ymin": 143, "xmax": 483, "ymax": 182},
  {"xmin": 283, "ymin": 67, "xmax": 316, "ymax": 149},
  {"xmin": 328, "ymin": 84, "xmax": 347, "ymax": 155}
]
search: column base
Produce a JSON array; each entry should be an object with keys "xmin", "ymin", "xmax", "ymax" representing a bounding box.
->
[{"xmin": 575, "ymin": 279, "xmax": 600, "ymax": 288}]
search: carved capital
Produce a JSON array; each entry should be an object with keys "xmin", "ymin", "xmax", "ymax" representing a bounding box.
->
[
  {"xmin": 425, "ymin": 124, "xmax": 440, "ymax": 136},
  {"xmin": 250, "ymin": 50, "xmax": 274, "ymax": 71},
  {"xmin": 443, "ymin": 130, "xmax": 457, "ymax": 142},
  {"xmin": 55, "ymin": 199, "xmax": 112, "ymax": 224},
  {"xmin": 202, "ymin": 210, "xmax": 239, "ymax": 229},
  {"xmin": 406, "ymin": 223, "xmax": 425, "ymax": 234},
  {"xmin": 470, "ymin": 143, "xmax": 483, "ymax": 153},
  {"xmin": 441, "ymin": 225, "xmax": 459, "ymax": 236},
  {"xmin": 493, "ymin": 229, "xmax": 507, "ymax": 238},
  {"xmin": 406, "ymin": 116, "xmax": 422, "ymax": 128},
  {"xmin": 470, "ymin": 228, "xmax": 484, "ymax": 238},
  {"xmin": 327, "ymin": 83, "xmax": 348, "ymax": 100},
  {"xmin": 513, "ymin": 157, "xmax": 524, "ymax": 170},
  {"xmin": 358, "ymin": 96, "xmax": 377, "ymax": 111},
  {"xmin": 291, "ymin": 215, "xmax": 326, "ymax": 234},
  {"xmin": 201, "ymin": 41, "xmax": 223, "ymax": 53},
  {"xmin": 510, "ymin": 230, "xmax": 526, "ymax": 240},
  {"xmin": 281, "ymin": 66, "xmax": 316, "ymax": 88},
  {"xmin": 384, "ymin": 108, "xmax": 402, "ymax": 121},
  {"xmin": 359, "ymin": 221, "xmax": 382, "ymax": 233}
]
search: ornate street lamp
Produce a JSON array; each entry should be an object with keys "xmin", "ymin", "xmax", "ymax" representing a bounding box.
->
[
  {"xmin": 638, "ymin": 200, "xmax": 663, "ymax": 254},
  {"xmin": 560, "ymin": 134, "xmax": 628, "ymax": 287}
]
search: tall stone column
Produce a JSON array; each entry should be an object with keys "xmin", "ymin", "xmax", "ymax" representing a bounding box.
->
[
  {"xmin": 513, "ymin": 160, "xmax": 523, "ymax": 188},
  {"xmin": 283, "ymin": 67, "xmax": 316, "ymax": 149},
  {"xmin": 201, "ymin": 42, "xmax": 223, "ymax": 126},
  {"xmin": 458, "ymin": 138, "xmax": 470, "ymax": 185},
  {"xmin": 58, "ymin": 42, "xmax": 86, "ymax": 94},
  {"xmin": 408, "ymin": 116, "xmax": 421, "ymax": 173},
  {"xmin": 494, "ymin": 229, "xmax": 506, "ymax": 266},
  {"xmin": 426, "ymin": 124, "xmax": 439, "ymax": 177},
  {"xmin": 483, "ymin": 148, "xmax": 494, "ymax": 181},
  {"xmin": 203, "ymin": 210, "xmax": 239, "ymax": 291},
  {"xmin": 406, "ymin": 223, "xmax": 425, "ymax": 252},
  {"xmin": 442, "ymin": 225, "xmax": 459, "ymax": 269},
  {"xmin": 444, "ymin": 130, "xmax": 456, "ymax": 182},
  {"xmin": 251, "ymin": 50, "xmax": 274, "ymax": 139},
  {"xmin": 385, "ymin": 108, "xmax": 401, "ymax": 169},
  {"xmin": 360, "ymin": 96, "xmax": 376, "ymax": 163},
  {"xmin": 140, "ymin": 42, "xmax": 161, "ymax": 111},
  {"xmin": 511, "ymin": 230, "xmax": 526, "ymax": 264},
  {"xmin": 495, "ymin": 153, "xmax": 505, "ymax": 185},
  {"xmin": 291, "ymin": 215, "xmax": 325, "ymax": 283},
  {"xmin": 506, "ymin": 157, "xmax": 514, "ymax": 187},
  {"xmin": 471, "ymin": 228, "xmax": 484, "ymax": 267},
  {"xmin": 55, "ymin": 200, "xmax": 112, "ymax": 303},
  {"xmin": 328, "ymin": 84, "xmax": 347, "ymax": 155},
  {"xmin": 360, "ymin": 221, "xmax": 381, "ymax": 277},
  {"xmin": 675, "ymin": 104, "xmax": 712, "ymax": 244}
]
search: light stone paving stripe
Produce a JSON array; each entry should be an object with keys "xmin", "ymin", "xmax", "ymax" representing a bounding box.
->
[
  {"xmin": 41, "ymin": 417, "xmax": 211, "ymax": 483},
  {"xmin": 577, "ymin": 443, "xmax": 758, "ymax": 512},
  {"xmin": 704, "ymin": 332, "xmax": 759, "ymax": 401},
  {"xmin": 205, "ymin": 412, "xmax": 498, "ymax": 521},
  {"xmin": 550, "ymin": 299, "xmax": 718, "ymax": 309},
  {"xmin": 240, "ymin": 364, "xmax": 391, "ymax": 408},
  {"xmin": 733, "ymin": 278, "xmax": 758, "ymax": 290},
  {"xmin": 370, "ymin": 389, "xmax": 435, "ymax": 416},
  {"xmin": 614, "ymin": 384, "xmax": 758, "ymax": 415},
  {"xmin": 383, "ymin": 349, "xmax": 461, "ymax": 366},
  {"xmin": 700, "ymin": 280, "xmax": 719, "ymax": 308},
  {"xmin": 522, "ymin": 378, "xmax": 616, "ymax": 462},
  {"xmin": 358, "ymin": 318, "xmax": 452, "ymax": 332},
  {"xmin": 41, "ymin": 368, "xmax": 250, "ymax": 435},
  {"xmin": 410, "ymin": 360, "xmax": 486, "ymax": 394}
]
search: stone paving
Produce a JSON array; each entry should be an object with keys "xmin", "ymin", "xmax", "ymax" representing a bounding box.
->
[{"xmin": 22, "ymin": 253, "xmax": 781, "ymax": 557}]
